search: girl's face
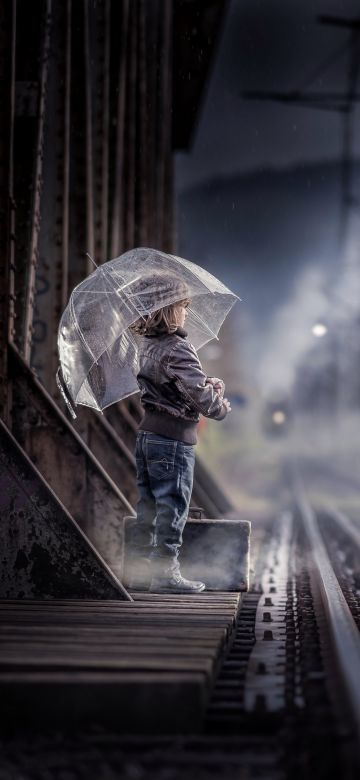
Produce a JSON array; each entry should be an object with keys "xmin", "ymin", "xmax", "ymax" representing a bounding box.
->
[{"xmin": 174, "ymin": 299, "xmax": 190, "ymax": 328}]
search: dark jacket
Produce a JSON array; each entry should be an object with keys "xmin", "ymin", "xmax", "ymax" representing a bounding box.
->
[{"xmin": 136, "ymin": 326, "xmax": 228, "ymax": 444}]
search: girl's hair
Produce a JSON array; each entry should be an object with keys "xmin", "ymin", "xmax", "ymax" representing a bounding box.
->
[{"xmin": 130, "ymin": 298, "xmax": 191, "ymax": 336}]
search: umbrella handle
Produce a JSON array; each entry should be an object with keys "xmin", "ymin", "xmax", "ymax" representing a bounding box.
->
[{"xmin": 56, "ymin": 367, "xmax": 77, "ymax": 420}]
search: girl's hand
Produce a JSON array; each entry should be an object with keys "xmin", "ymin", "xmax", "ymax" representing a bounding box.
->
[{"xmin": 206, "ymin": 376, "xmax": 225, "ymax": 398}]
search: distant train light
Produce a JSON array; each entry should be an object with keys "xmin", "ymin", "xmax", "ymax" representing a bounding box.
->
[
  {"xmin": 312, "ymin": 322, "xmax": 328, "ymax": 338},
  {"xmin": 272, "ymin": 410, "xmax": 286, "ymax": 425},
  {"xmin": 262, "ymin": 397, "xmax": 291, "ymax": 437}
]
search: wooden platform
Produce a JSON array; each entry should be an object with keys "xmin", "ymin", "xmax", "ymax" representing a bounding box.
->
[{"xmin": 0, "ymin": 592, "xmax": 241, "ymax": 733}]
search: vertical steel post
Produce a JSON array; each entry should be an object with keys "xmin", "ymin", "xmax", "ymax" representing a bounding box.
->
[
  {"xmin": 155, "ymin": 0, "xmax": 173, "ymax": 251},
  {"xmin": 100, "ymin": 0, "xmax": 111, "ymax": 262},
  {"xmin": 23, "ymin": 1, "xmax": 52, "ymax": 363},
  {"xmin": 110, "ymin": 0, "xmax": 129, "ymax": 257},
  {"xmin": 0, "ymin": 0, "xmax": 16, "ymax": 423},
  {"xmin": 83, "ymin": 0, "xmax": 95, "ymax": 274},
  {"xmin": 30, "ymin": 0, "xmax": 72, "ymax": 394},
  {"xmin": 124, "ymin": 0, "xmax": 137, "ymax": 249},
  {"xmin": 144, "ymin": 0, "xmax": 159, "ymax": 248},
  {"xmin": 135, "ymin": 0, "xmax": 148, "ymax": 246},
  {"xmin": 61, "ymin": 0, "xmax": 71, "ymax": 311}
]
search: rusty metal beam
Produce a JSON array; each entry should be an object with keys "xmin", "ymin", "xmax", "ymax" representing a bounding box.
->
[
  {"xmin": 0, "ymin": 0, "xmax": 16, "ymax": 423},
  {"xmin": 83, "ymin": 0, "xmax": 95, "ymax": 273},
  {"xmin": 91, "ymin": 0, "xmax": 111, "ymax": 263},
  {"xmin": 109, "ymin": 0, "xmax": 129, "ymax": 257},
  {"xmin": 0, "ymin": 417, "xmax": 132, "ymax": 600},
  {"xmin": 31, "ymin": 0, "xmax": 71, "ymax": 396},
  {"xmin": 155, "ymin": 1, "xmax": 173, "ymax": 251},
  {"xmin": 144, "ymin": 1, "xmax": 160, "ymax": 249},
  {"xmin": 11, "ymin": 2, "xmax": 44, "ymax": 356},
  {"xmin": 23, "ymin": 0, "xmax": 52, "ymax": 363},
  {"xmin": 68, "ymin": 0, "xmax": 88, "ymax": 297},
  {"xmin": 87, "ymin": 413, "xmax": 139, "ymax": 509},
  {"xmin": 123, "ymin": 0, "xmax": 137, "ymax": 250},
  {"xmin": 135, "ymin": 0, "xmax": 148, "ymax": 246},
  {"xmin": 61, "ymin": 0, "xmax": 71, "ymax": 311},
  {"xmin": 9, "ymin": 342, "xmax": 136, "ymax": 580}
]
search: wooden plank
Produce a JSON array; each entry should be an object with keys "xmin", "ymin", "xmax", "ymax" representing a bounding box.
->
[
  {"xmin": 0, "ymin": 600, "xmax": 239, "ymax": 615},
  {"xmin": 0, "ymin": 653, "xmax": 215, "ymax": 674},
  {"xmin": 1, "ymin": 645, "xmax": 219, "ymax": 659},
  {"xmin": 0, "ymin": 592, "xmax": 240, "ymax": 733},
  {"xmin": 0, "ymin": 632, "xmax": 221, "ymax": 645},
  {"xmin": 0, "ymin": 594, "xmax": 241, "ymax": 605},
  {"xmin": 0, "ymin": 607, "xmax": 236, "ymax": 619},
  {"xmin": 0, "ymin": 625, "xmax": 226, "ymax": 638}
]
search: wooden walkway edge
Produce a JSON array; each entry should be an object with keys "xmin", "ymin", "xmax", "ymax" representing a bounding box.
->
[{"xmin": 0, "ymin": 592, "xmax": 241, "ymax": 734}]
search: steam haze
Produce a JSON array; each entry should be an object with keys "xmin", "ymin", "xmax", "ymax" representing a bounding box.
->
[{"xmin": 176, "ymin": 0, "xmax": 360, "ymax": 518}]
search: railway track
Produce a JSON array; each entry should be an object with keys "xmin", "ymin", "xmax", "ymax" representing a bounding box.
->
[
  {"xmin": 1, "ymin": 479, "xmax": 360, "ymax": 779},
  {"xmin": 290, "ymin": 461, "xmax": 360, "ymax": 735},
  {"xmin": 317, "ymin": 507, "xmax": 360, "ymax": 633}
]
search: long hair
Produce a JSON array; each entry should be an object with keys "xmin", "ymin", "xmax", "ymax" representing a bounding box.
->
[{"xmin": 130, "ymin": 298, "xmax": 191, "ymax": 336}]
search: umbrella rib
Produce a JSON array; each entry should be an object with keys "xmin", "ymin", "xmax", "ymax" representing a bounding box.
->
[
  {"xmin": 188, "ymin": 307, "xmax": 219, "ymax": 341},
  {"xmin": 71, "ymin": 290, "xmax": 120, "ymax": 294},
  {"xmin": 102, "ymin": 265, "xmax": 146, "ymax": 320},
  {"xmin": 69, "ymin": 292, "xmax": 98, "ymax": 362}
]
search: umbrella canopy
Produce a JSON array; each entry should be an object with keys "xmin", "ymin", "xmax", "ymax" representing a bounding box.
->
[{"xmin": 57, "ymin": 247, "xmax": 240, "ymax": 417}]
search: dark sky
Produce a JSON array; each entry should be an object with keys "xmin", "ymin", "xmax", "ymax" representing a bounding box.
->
[
  {"xmin": 176, "ymin": 0, "xmax": 360, "ymax": 191},
  {"xmin": 175, "ymin": 0, "xmax": 360, "ymax": 396}
]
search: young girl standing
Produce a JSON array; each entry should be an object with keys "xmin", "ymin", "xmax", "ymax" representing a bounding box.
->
[{"xmin": 128, "ymin": 275, "xmax": 231, "ymax": 593}]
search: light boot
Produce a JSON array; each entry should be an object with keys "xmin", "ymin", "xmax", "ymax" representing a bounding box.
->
[{"xmin": 150, "ymin": 564, "xmax": 205, "ymax": 593}]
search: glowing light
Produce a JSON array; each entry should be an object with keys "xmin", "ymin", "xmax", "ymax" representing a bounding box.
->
[
  {"xmin": 272, "ymin": 410, "xmax": 286, "ymax": 425},
  {"xmin": 312, "ymin": 322, "xmax": 328, "ymax": 338}
]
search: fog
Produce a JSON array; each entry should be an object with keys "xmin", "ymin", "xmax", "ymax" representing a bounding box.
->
[{"xmin": 176, "ymin": 0, "xmax": 360, "ymax": 525}]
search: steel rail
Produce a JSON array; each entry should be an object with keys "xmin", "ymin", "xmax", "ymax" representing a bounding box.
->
[{"xmin": 291, "ymin": 462, "xmax": 360, "ymax": 738}]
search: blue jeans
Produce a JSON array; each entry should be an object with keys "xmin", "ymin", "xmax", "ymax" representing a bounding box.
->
[{"xmin": 132, "ymin": 431, "xmax": 196, "ymax": 571}]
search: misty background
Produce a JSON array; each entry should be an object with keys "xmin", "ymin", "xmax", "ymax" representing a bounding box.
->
[{"xmin": 175, "ymin": 0, "xmax": 360, "ymax": 520}]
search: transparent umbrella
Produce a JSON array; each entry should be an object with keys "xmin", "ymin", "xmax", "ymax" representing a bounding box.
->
[{"xmin": 56, "ymin": 247, "xmax": 240, "ymax": 418}]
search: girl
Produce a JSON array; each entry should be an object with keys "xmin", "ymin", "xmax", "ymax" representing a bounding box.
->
[{"xmin": 128, "ymin": 275, "xmax": 231, "ymax": 593}]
